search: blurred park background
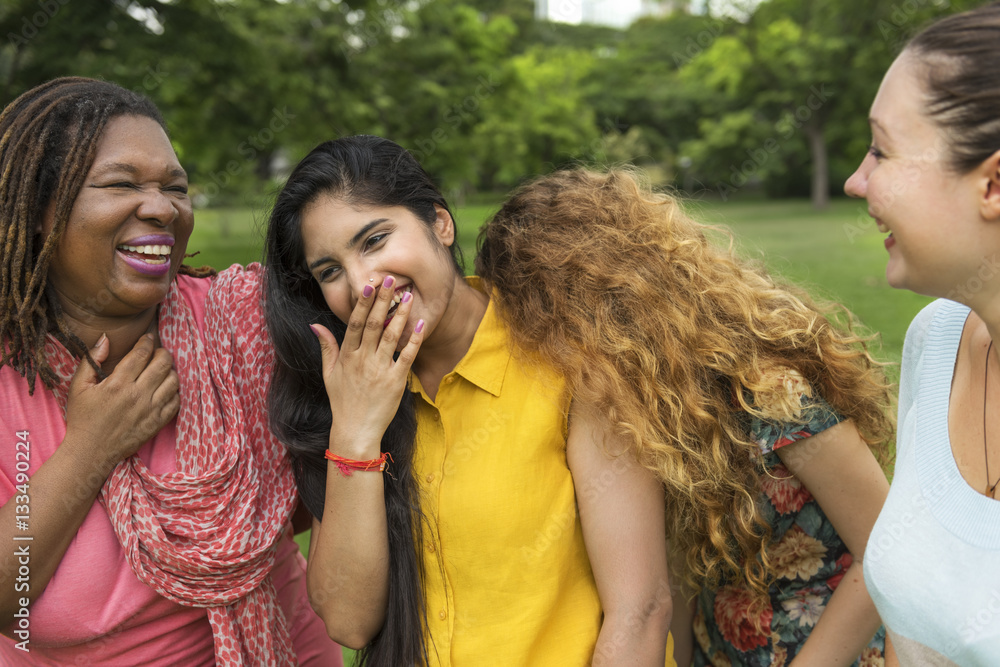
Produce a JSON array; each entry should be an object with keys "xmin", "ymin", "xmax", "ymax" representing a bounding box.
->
[{"xmin": 3, "ymin": 1, "xmax": 978, "ymax": 660}]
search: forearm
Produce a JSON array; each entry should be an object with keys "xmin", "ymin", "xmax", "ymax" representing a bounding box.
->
[
  {"xmin": 788, "ymin": 561, "xmax": 882, "ymax": 666},
  {"xmin": 0, "ymin": 435, "xmax": 116, "ymax": 630},
  {"xmin": 668, "ymin": 581, "xmax": 694, "ymax": 667},
  {"xmin": 308, "ymin": 446, "xmax": 391, "ymax": 648},
  {"xmin": 592, "ymin": 599, "xmax": 672, "ymax": 667}
]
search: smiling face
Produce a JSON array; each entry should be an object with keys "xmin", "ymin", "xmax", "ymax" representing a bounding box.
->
[
  {"xmin": 301, "ymin": 195, "xmax": 459, "ymax": 345},
  {"xmin": 844, "ymin": 52, "xmax": 988, "ymax": 298},
  {"xmin": 43, "ymin": 114, "xmax": 193, "ymax": 320}
]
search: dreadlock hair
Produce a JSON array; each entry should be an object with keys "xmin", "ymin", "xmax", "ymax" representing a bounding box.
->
[
  {"xmin": 264, "ymin": 135, "xmax": 461, "ymax": 666},
  {"xmin": 476, "ymin": 167, "xmax": 894, "ymax": 601},
  {"xmin": 0, "ymin": 76, "xmax": 209, "ymax": 394}
]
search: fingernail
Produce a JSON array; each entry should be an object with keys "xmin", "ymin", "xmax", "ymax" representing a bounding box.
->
[
  {"xmin": 309, "ymin": 324, "xmax": 320, "ymax": 337},
  {"xmin": 363, "ymin": 284, "xmax": 374, "ymax": 298},
  {"xmin": 401, "ymin": 291, "xmax": 412, "ymax": 303},
  {"xmin": 382, "ymin": 275, "xmax": 394, "ymax": 289},
  {"xmin": 415, "ymin": 319, "xmax": 425, "ymax": 334},
  {"xmin": 96, "ymin": 333, "xmax": 108, "ymax": 347}
]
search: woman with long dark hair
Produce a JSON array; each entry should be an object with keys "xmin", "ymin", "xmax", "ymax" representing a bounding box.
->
[{"xmin": 264, "ymin": 135, "xmax": 673, "ymax": 666}]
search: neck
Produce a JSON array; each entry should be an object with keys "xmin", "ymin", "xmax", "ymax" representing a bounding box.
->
[
  {"xmin": 412, "ymin": 275, "xmax": 488, "ymax": 395},
  {"xmin": 57, "ymin": 299, "xmax": 159, "ymax": 374},
  {"xmin": 968, "ymin": 292, "xmax": 1000, "ymax": 353}
]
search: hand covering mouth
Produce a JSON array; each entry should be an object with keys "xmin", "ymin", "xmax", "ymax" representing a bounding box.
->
[{"xmin": 385, "ymin": 284, "xmax": 413, "ymax": 321}]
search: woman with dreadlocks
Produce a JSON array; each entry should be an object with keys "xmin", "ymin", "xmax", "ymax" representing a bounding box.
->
[
  {"xmin": 476, "ymin": 168, "xmax": 894, "ymax": 666},
  {"xmin": 0, "ymin": 78, "xmax": 341, "ymax": 665}
]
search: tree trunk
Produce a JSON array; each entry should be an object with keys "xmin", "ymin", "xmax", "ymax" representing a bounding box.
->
[{"xmin": 806, "ymin": 120, "xmax": 828, "ymax": 210}]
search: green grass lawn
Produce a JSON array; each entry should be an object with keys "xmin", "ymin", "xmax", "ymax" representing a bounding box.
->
[{"xmin": 195, "ymin": 196, "xmax": 926, "ymax": 664}]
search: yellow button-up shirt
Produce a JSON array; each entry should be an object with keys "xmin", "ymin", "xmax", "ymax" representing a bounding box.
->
[{"xmin": 410, "ymin": 279, "xmax": 674, "ymax": 666}]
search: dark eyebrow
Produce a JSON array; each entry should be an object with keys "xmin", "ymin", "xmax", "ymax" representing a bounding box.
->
[
  {"xmin": 308, "ymin": 218, "xmax": 389, "ymax": 272},
  {"xmin": 91, "ymin": 162, "xmax": 188, "ymax": 180},
  {"xmin": 92, "ymin": 162, "xmax": 139, "ymax": 176},
  {"xmin": 348, "ymin": 219, "xmax": 389, "ymax": 249}
]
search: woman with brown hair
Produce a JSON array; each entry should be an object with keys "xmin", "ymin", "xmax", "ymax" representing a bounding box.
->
[{"xmin": 478, "ymin": 167, "xmax": 893, "ymax": 666}]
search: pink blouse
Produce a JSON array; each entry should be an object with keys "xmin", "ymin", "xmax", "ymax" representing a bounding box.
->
[{"xmin": 0, "ymin": 272, "xmax": 341, "ymax": 665}]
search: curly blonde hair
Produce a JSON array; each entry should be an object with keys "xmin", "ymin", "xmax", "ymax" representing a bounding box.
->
[{"xmin": 475, "ymin": 168, "xmax": 893, "ymax": 597}]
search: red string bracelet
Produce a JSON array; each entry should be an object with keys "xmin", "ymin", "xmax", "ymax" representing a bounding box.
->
[{"xmin": 325, "ymin": 450, "xmax": 394, "ymax": 478}]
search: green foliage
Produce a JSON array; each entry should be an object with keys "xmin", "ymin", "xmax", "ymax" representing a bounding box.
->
[{"xmin": 0, "ymin": 0, "xmax": 978, "ymax": 203}]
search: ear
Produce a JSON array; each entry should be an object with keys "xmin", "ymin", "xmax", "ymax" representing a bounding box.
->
[
  {"xmin": 979, "ymin": 149, "xmax": 1000, "ymax": 221},
  {"xmin": 431, "ymin": 204, "xmax": 456, "ymax": 248}
]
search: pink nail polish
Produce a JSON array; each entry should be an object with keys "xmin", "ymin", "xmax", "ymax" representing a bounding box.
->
[
  {"xmin": 401, "ymin": 291, "xmax": 412, "ymax": 303},
  {"xmin": 382, "ymin": 275, "xmax": 394, "ymax": 288},
  {"xmin": 309, "ymin": 324, "xmax": 320, "ymax": 337},
  {"xmin": 415, "ymin": 319, "xmax": 425, "ymax": 334},
  {"xmin": 363, "ymin": 284, "xmax": 374, "ymax": 298}
]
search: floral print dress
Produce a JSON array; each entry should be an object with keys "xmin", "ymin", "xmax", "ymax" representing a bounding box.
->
[{"xmin": 691, "ymin": 393, "xmax": 886, "ymax": 667}]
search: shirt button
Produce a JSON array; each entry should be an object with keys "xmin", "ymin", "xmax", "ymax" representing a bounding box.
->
[
  {"xmin": 426, "ymin": 473, "xmax": 435, "ymax": 483},
  {"xmin": 439, "ymin": 610, "xmax": 447, "ymax": 620},
  {"xmin": 433, "ymin": 413, "xmax": 440, "ymax": 421},
  {"xmin": 428, "ymin": 542, "xmax": 436, "ymax": 553}
]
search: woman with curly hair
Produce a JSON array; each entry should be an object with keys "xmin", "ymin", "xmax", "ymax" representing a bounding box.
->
[
  {"xmin": 264, "ymin": 135, "xmax": 673, "ymax": 666},
  {"xmin": 476, "ymin": 168, "xmax": 894, "ymax": 666}
]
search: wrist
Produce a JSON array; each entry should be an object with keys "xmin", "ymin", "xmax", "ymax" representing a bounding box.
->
[
  {"xmin": 327, "ymin": 431, "xmax": 383, "ymax": 460},
  {"xmin": 53, "ymin": 434, "xmax": 120, "ymax": 495},
  {"xmin": 325, "ymin": 450, "xmax": 394, "ymax": 478}
]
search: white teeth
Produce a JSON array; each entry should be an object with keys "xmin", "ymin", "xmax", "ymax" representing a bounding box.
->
[
  {"xmin": 391, "ymin": 285, "xmax": 412, "ymax": 305},
  {"xmin": 118, "ymin": 244, "xmax": 171, "ymax": 255}
]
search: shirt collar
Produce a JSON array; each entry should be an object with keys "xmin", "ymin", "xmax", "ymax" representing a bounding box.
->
[
  {"xmin": 411, "ymin": 276, "xmax": 510, "ymax": 399},
  {"xmin": 452, "ymin": 277, "xmax": 509, "ymax": 397}
]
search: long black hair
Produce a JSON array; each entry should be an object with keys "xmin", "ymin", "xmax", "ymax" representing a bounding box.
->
[{"xmin": 264, "ymin": 135, "xmax": 461, "ymax": 666}]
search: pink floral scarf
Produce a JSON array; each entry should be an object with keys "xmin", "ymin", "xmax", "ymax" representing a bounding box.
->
[{"xmin": 46, "ymin": 264, "xmax": 298, "ymax": 665}]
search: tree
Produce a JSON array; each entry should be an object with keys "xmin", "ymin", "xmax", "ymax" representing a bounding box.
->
[{"xmin": 672, "ymin": 0, "xmax": 966, "ymax": 206}]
